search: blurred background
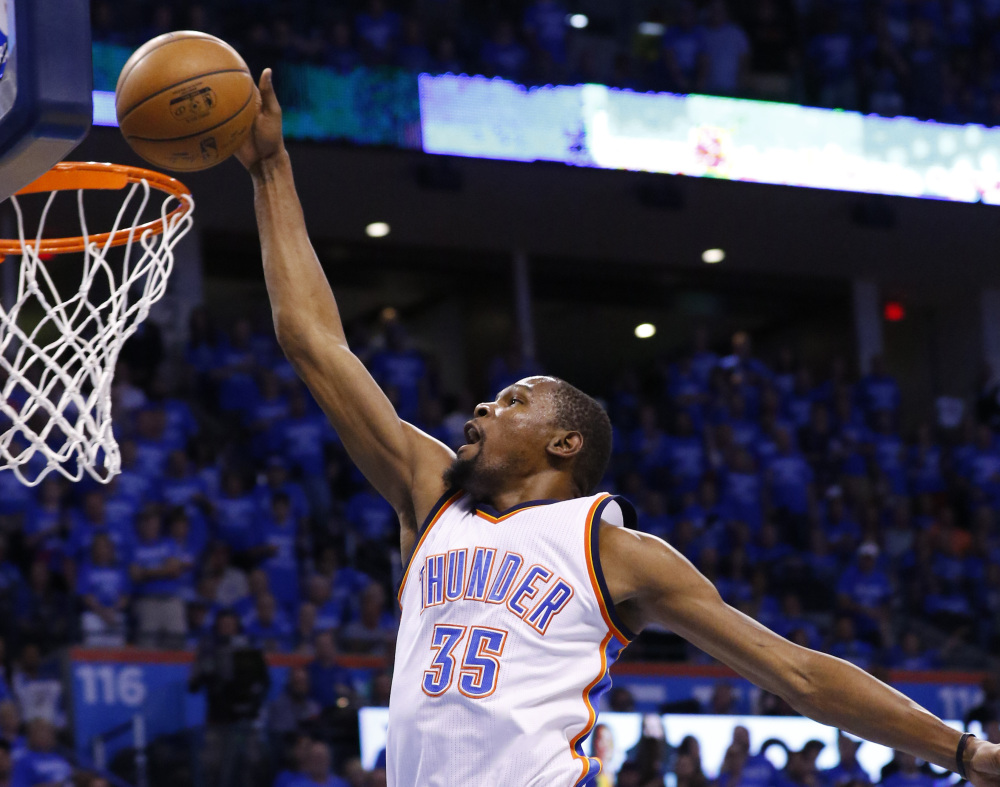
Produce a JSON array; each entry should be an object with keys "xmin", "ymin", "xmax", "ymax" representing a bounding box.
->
[{"xmin": 4, "ymin": 1, "xmax": 1000, "ymax": 787}]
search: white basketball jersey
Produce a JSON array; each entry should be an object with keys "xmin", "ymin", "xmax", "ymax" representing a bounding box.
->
[{"xmin": 387, "ymin": 489, "xmax": 636, "ymax": 787}]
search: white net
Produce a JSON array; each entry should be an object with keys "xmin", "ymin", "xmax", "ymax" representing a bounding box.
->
[{"xmin": 0, "ymin": 166, "xmax": 194, "ymax": 486}]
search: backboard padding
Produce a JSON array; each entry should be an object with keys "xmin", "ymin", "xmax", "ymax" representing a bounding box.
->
[{"xmin": 0, "ymin": 0, "xmax": 92, "ymax": 204}]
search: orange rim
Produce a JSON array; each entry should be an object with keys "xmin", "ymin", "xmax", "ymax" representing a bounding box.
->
[{"xmin": 0, "ymin": 161, "xmax": 193, "ymax": 257}]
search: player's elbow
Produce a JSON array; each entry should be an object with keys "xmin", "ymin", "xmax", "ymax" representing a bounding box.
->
[
  {"xmin": 275, "ymin": 319, "xmax": 344, "ymax": 363},
  {"xmin": 779, "ymin": 649, "xmax": 833, "ymax": 722}
]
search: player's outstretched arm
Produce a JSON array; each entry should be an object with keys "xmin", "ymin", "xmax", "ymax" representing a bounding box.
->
[
  {"xmin": 236, "ymin": 70, "xmax": 454, "ymax": 548},
  {"xmin": 600, "ymin": 525, "xmax": 1000, "ymax": 784}
]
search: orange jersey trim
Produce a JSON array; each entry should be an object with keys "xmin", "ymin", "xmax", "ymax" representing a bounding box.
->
[
  {"xmin": 569, "ymin": 631, "xmax": 613, "ymax": 784},
  {"xmin": 397, "ymin": 490, "xmax": 465, "ymax": 607}
]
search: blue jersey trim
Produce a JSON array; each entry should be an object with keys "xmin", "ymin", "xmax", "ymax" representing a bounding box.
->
[
  {"xmin": 474, "ymin": 497, "xmax": 560, "ymax": 519},
  {"xmin": 589, "ymin": 495, "xmax": 638, "ymax": 642},
  {"xmin": 574, "ymin": 634, "xmax": 628, "ymax": 786}
]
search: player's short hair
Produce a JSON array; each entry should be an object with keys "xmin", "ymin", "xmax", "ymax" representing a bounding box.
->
[{"xmin": 549, "ymin": 379, "xmax": 612, "ymax": 495}]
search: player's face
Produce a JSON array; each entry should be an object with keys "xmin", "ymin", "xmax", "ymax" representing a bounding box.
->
[{"xmin": 446, "ymin": 376, "xmax": 561, "ymax": 500}]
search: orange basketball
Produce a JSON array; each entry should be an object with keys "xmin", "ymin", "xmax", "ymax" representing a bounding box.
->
[{"xmin": 115, "ymin": 31, "xmax": 258, "ymax": 172}]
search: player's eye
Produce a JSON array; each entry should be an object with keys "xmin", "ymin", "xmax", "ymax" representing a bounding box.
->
[{"xmin": 510, "ymin": 396, "xmax": 522, "ymax": 405}]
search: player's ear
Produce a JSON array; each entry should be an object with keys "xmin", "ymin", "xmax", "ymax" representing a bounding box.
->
[{"xmin": 546, "ymin": 430, "xmax": 583, "ymax": 460}]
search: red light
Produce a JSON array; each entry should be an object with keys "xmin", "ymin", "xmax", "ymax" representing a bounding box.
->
[{"xmin": 883, "ymin": 302, "xmax": 905, "ymax": 322}]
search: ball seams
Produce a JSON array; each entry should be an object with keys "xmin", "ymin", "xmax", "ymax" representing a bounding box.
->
[
  {"xmin": 117, "ymin": 68, "xmax": 251, "ymax": 122},
  {"xmin": 116, "ymin": 31, "xmax": 232, "ymax": 96},
  {"xmin": 123, "ymin": 89, "xmax": 256, "ymax": 143}
]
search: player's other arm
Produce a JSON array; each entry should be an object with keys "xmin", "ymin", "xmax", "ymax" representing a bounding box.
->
[
  {"xmin": 235, "ymin": 70, "xmax": 453, "ymax": 543},
  {"xmin": 600, "ymin": 526, "xmax": 1000, "ymax": 783}
]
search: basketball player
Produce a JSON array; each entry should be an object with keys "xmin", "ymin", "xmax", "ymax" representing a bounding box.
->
[{"xmin": 237, "ymin": 70, "xmax": 1000, "ymax": 786}]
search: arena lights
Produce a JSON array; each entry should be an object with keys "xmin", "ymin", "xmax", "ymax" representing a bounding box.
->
[
  {"xmin": 365, "ymin": 222, "xmax": 391, "ymax": 238},
  {"xmin": 637, "ymin": 21, "xmax": 666, "ymax": 35},
  {"xmin": 567, "ymin": 13, "xmax": 588, "ymax": 29},
  {"xmin": 634, "ymin": 323, "xmax": 656, "ymax": 339},
  {"xmin": 702, "ymin": 248, "xmax": 726, "ymax": 264}
]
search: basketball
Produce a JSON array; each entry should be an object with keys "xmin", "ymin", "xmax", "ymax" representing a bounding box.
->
[{"xmin": 115, "ymin": 31, "xmax": 258, "ymax": 172}]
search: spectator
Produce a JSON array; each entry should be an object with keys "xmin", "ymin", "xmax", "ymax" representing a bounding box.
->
[
  {"xmin": 886, "ymin": 630, "xmax": 953, "ymax": 671},
  {"xmin": 115, "ymin": 440, "xmax": 155, "ymax": 504},
  {"xmin": 355, "ymin": 0, "xmax": 402, "ymax": 62},
  {"xmin": 325, "ymin": 20, "xmax": 361, "ymax": 74},
  {"xmin": 214, "ymin": 318, "xmax": 259, "ymax": 418},
  {"xmin": 307, "ymin": 632, "xmax": 353, "ymax": 711},
  {"xmin": 523, "ymin": 0, "xmax": 567, "ymax": 65},
  {"xmin": 826, "ymin": 615, "xmax": 875, "ymax": 669},
  {"xmin": 267, "ymin": 667, "xmax": 321, "ymax": 737},
  {"xmin": 339, "ymin": 584, "xmax": 397, "ymax": 657},
  {"xmin": 675, "ymin": 735, "xmax": 708, "ymax": 787},
  {"xmin": 701, "ymin": 2, "xmax": 751, "ymax": 94},
  {"xmin": 664, "ymin": 411, "xmax": 707, "ymax": 493},
  {"xmin": 188, "ymin": 610, "xmax": 270, "ymax": 787},
  {"xmin": 871, "ymin": 412, "xmax": 907, "ymax": 495},
  {"xmin": 14, "ymin": 564, "xmax": 71, "ymax": 652},
  {"xmin": 246, "ymin": 371, "xmax": 290, "ymax": 439},
  {"xmin": 274, "ymin": 733, "xmax": 312, "ymax": 787},
  {"xmin": 161, "ymin": 449, "xmax": 211, "ymax": 510},
  {"xmin": 245, "ymin": 593, "xmax": 295, "ymax": 653},
  {"xmin": 286, "ymin": 741, "xmax": 348, "ymax": 787},
  {"xmin": 0, "ymin": 539, "xmax": 20, "ymax": 630},
  {"xmin": 212, "ymin": 471, "xmax": 260, "ymax": 558},
  {"xmin": 130, "ymin": 507, "xmax": 189, "ymax": 648},
  {"xmin": 764, "ymin": 428, "xmax": 815, "ymax": 540},
  {"xmin": 77, "ymin": 535, "xmax": 130, "ymax": 647},
  {"xmin": 661, "ymin": 1, "xmax": 706, "ymax": 93},
  {"xmin": 133, "ymin": 407, "xmax": 176, "ymax": 479},
  {"xmin": 880, "ymin": 751, "xmax": 936, "ymax": 787},
  {"xmin": 806, "ymin": 8, "xmax": 857, "ymax": 110},
  {"xmin": 21, "ymin": 480, "xmax": 66, "ymax": 569},
  {"xmin": 481, "ymin": 20, "xmax": 529, "ymax": 81},
  {"xmin": 836, "ymin": 542, "xmax": 892, "ymax": 644},
  {"xmin": 721, "ymin": 725, "xmax": 776, "ymax": 787},
  {"xmin": 0, "ymin": 739, "xmax": 11, "ymax": 787},
  {"xmin": 0, "ymin": 701, "xmax": 24, "ymax": 759},
  {"xmin": 201, "ymin": 543, "xmax": 250, "ymax": 608},
  {"xmin": 304, "ymin": 575, "xmax": 349, "ymax": 633},
  {"xmin": 857, "ymin": 356, "xmax": 900, "ymax": 419},
  {"xmin": 777, "ymin": 745, "xmax": 824, "ymax": 787},
  {"xmin": 822, "ymin": 731, "xmax": 870, "ymax": 787},
  {"xmin": 235, "ymin": 569, "xmax": 275, "ymax": 626},
  {"xmin": 167, "ymin": 509, "xmax": 202, "ymax": 600},
  {"xmin": 270, "ymin": 390, "xmax": 337, "ymax": 519},
  {"xmin": 344, "ymin": 483, "xmax": 397, "ymax": 561},
  {"xmin": 11, "ymin": 646, "xmax": 63, "ymax": 729},
  {"xmin": 252, "ymin": 493, "xmax": 302, "ymax": 613},
  {"xmin": 294, "ymin": 602, "xmax": 317, "ymax": 654},
  {"xmin": 11, "ymin": 721, "xmax": 71, "ymax": 787}
]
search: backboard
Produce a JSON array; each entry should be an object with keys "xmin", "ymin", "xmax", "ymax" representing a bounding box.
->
[{"xmin": 0, "ymin": 0, "xmax": 92, "ymax": 203}]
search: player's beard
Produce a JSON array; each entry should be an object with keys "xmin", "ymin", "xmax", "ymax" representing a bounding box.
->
[{"xmin": 443, "ymin": 441, "xmax": 509, "ymax": 504}]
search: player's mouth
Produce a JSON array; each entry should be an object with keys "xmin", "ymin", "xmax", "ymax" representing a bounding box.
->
[{"xmin": 461, "ymin": 421, "xmax": 482, "ymax": 449}]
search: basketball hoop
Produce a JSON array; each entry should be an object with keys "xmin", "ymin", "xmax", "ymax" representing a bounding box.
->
[{"xmin": 0, "ymin": 161, "xmax": 194, "ymax": 486}]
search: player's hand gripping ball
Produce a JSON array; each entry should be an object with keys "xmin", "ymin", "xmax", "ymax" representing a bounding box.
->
[{"xmin": 116, "ymin": 31, "xmax": 259, "ymax": 172}]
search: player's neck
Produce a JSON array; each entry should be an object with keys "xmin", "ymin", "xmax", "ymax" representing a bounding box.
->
[{"xmin": 486, "ymin": 470, "xmax": 579, "ymax": 512}]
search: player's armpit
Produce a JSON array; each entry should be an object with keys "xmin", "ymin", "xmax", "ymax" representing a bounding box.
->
[
  {"xmin": 598, "ymin": 525, "xmax": 973, "ymax": 774},
  {"xmin": 598, "ymin": 525, "xmax": 810, "ymax": 700}
]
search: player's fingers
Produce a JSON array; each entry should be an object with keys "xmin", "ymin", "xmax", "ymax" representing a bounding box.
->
[{"xmin": 259, "ymin": 68, "xmax": 281, "ymax": 114}]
